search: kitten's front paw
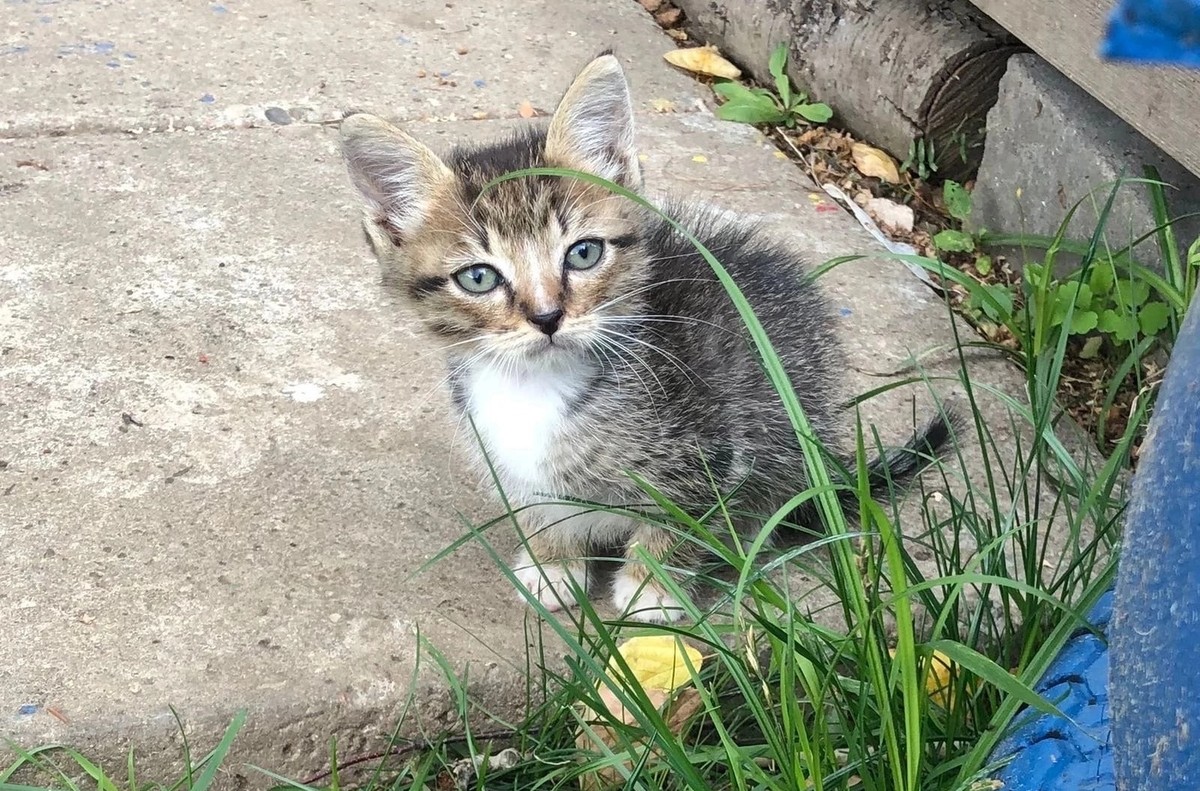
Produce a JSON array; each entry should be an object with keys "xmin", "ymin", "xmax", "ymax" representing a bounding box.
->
[
  {"xmin": 611, "ymin": 567, "xmax": 687, "ymax": 623},
  {"xmin": 512, "ymin": 548, "xmax": 588, "ymax": 613}
]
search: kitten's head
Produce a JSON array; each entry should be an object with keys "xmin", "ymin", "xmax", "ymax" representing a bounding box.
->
[{"xmin": 340, "ymin": 54, "xmax": 650, "ymax": 367}]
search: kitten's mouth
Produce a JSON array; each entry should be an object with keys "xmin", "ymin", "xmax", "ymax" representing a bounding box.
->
[{"xmin": 526, "ymin": 334, "xmax": 574, "ymax": 359}]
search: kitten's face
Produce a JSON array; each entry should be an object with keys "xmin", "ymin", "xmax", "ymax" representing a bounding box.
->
[{"xmin": 341, "ymin": 55, "xmax": 647, "ymax": 366}]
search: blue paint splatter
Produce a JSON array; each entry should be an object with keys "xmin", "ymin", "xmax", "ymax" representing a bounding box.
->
[
  {"xmin": 124, "ymin": 52, "xmax": 136, "ymax": 59},
  {"xmin": 211, "ymin": 3, "xmax": 227, "ymax": 12},
  {"xmin": 438, "ymin": 69, "xmax": 451, "ymax": 77},
  {"xmin": 0, "ymin": 43, "xmax": 30, "ymax": 56},
  {"xmin": 395, "ymin": 34, "xmax": 412, "ymax": 45},
  {"xmin": 473, "ymin": 78, "xmax": 485, "ymax": 88},
  {"xmin": 200, "ymin": 93, "xmax": 216, "ymax": 104},
  {"xmin": 39, "ymin": 14, "xmax": 51, "ymax": 22},
  {"xmin": 106, "ymin": 59, "xmax": 120, "ymax": 68},
  {"xmin": 56, "ymin": 40, "xmax": 117, "ymax": 57},
  {"xmin": 18, "ymin": 704, "xmax": 39, "ymax": 716},
  {"xmin": 838, "ymin": 307, "xmax": 853, "ymax": 317}
]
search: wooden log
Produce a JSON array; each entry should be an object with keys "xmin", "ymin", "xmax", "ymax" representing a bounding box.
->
[{"xmin": 671, "ymin": 0, "xmax": 1022, "ymax": 181}]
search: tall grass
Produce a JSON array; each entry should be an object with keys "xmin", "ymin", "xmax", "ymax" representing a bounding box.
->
[{"xmin": 1, "ymin": 170, "xmax": 1152, "ymax": 791}]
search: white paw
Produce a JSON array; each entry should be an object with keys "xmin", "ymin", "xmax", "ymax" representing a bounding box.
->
[
  {"xmin": 511, "ymin": 548, "xmax": 588, "ymax": 612},
  {"xmin": 611, "ymin": 568, "xmax": 687, "ymax": 623}
]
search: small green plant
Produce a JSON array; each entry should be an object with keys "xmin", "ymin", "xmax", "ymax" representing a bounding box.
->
[
  {"xmin": 713, "ymin": 43, "xmax": 832, "ymax": 127},
  {"xmin": 931, "ymin": 176, "xmax": 1197, "ymax": 363},
  {"xmin": 933, "ymin": 180, "xmax": 995, "ymax": 279},
  {"xmin": 902, "ymin": 137, "xmax": 939, "ymax": 179}
]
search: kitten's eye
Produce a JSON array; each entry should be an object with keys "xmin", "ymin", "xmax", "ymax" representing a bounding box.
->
[
  {"xmin": 452, "ymin": 264, "xmax": 503, "ymax": 294},
  {"xmin": 564, "ymin": 239, "xmax": 605, "ymax": 271}
]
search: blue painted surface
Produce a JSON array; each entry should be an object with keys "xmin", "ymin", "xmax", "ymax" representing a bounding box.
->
[
  {"xmin": 1111, "ymin": 298, "xmax": 1200, "ymax": 788},
  {"xmin": 1102, "ymin": 0, "xmax": 1200, "ymax": 66},
  {"xmin": 991, "ymin": 592, "xmax": 1115, "ymax": 791}
]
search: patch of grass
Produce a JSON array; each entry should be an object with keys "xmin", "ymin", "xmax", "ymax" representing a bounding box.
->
[
  {"xmin": 2, "ymin": 171, "xmax": 1140, "ymax": 791},
  {"xmin": 926, "ymin": 170, "xmax": 1197, "ymax": 454},
  {"xmin": 2, "ymin": 709, "xmax": 246, "ymax": 791}
]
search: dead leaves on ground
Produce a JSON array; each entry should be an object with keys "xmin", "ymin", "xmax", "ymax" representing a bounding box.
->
[{"xmin": 639, "ymin": 0, "xmax": 689, "ymax": 40}]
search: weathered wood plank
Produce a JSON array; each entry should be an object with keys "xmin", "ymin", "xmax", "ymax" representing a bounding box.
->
[{"xmin": 965, "ymin": 0, "xmax": 1200, "ymax": 178}]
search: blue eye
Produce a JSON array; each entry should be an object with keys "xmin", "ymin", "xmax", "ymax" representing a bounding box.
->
[
  {"xmin": 564, "ymin": 239, "xmax": 605, "ymax": 271},
  {"xmin": 453, "ymin": 264, "xmax": 503, "ymax": 294}
]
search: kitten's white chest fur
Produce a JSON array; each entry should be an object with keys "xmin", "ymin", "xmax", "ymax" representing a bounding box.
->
[{"xmin": 462, "ymin": 357, "xmax": 587, "ymax": 496}]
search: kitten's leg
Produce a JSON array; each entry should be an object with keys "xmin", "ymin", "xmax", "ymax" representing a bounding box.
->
[
  {"xmin": 611, "ymin": 523, "xmax": 693, "ymax": 623},
  {"xmin": 511, "ymin": 515, "xmax": 591, "ymax": 613}
]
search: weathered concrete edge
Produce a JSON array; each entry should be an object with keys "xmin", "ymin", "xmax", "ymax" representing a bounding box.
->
[{"xmin": 4, "ymin": 638, "xmax": 541, "ymax": 788}]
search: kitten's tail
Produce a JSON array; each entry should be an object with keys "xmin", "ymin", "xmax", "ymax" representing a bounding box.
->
[{"xmin": 836, "ymin": 409, "xmax": 959, "ymax": 515}]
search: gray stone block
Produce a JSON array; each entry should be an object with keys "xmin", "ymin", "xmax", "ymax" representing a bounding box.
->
[{"xmin": 972, "ymin": 54, "xmax": 1200, "ymax": 273}]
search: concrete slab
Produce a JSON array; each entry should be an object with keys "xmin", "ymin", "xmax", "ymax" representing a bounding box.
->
[
  {"xmin": 2, "ymin": 3, "xmax": 1082, "ymax": 784},
  {"xmin": 0, "ymin": 0, "xmax": 700, "ymax": 136},
  {"xmin": 972, "ymin": 54, "xmax": 1200, "ymax": 272},
  {"xmin": 1, "ymin": 123, "xmax": 537, "ymax": 780}
]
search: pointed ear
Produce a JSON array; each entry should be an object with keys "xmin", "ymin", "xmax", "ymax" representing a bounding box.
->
[
  {"xmin": 339, "ymin": 113, "xmax": 453, "ymax": 245},
  {"xmin": 545, "ymin": 54, "xmax": 641, "ymax": 190}
]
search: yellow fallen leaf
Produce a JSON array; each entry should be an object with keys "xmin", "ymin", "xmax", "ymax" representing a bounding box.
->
[
  {"xmin": 691, "ymin": 154, "xmax": 708, "ymax": 163},
  {"xmin": 611, "ymin": 635, "xmax": 704, "ymax": 691},
  {"xmin": 663, "ymin": 44, "xmax": 741, "ymax": 79},
  {"xmin": 851, "ymin": 142, "xmax": 901, "ymax": 184},
  {"xmin": 577, "ymin": 636, "xmax": 704, "ymax": 790},
  {"xmin": 890, "ymin": 648, "xmax": 958, "ymax": 709}
]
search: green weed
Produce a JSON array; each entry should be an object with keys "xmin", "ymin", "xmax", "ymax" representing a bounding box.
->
[
  {"xmin": 934, "ymin": 174, "xmax": 1198, "ymax": 368},
  {"xmin": 712, "ymin": 43, "xmax": 832, "ymax": 128},
  {"xmin": 901, "ymin": 138, "xmax": 938, "ymax": 181}
]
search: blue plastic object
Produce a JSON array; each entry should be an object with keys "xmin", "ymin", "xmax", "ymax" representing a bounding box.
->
[
  {"xmin": 990, "ymin": 592, "xmax": 1115, "ymax": 790},
  {"xmin": 1101, "ymin": 0, "xmax": 1200, "ymax": 66},
  {"xmin": 1110, "ymin": 299, "xmax": 1200, "ymax": 787}
]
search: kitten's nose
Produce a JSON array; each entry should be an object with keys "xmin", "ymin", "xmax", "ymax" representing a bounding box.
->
[{"xmin": 528, "ymin": 308, "xmax": 564, "ymax": 336}]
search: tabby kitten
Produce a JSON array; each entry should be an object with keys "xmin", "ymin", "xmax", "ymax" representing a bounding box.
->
[{"xmin": 339, "ymin": 53, "xmax": 950, "ymax": 623}]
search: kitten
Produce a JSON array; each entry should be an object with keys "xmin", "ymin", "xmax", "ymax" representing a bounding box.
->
[{"xmin": 338, "ymin": 53, "xmax": 952, "ymax": 623}]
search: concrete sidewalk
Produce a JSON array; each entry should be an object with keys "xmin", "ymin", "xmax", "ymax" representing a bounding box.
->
[{"xmin": 2, "ymin": 0, "xmax": 1042, "ymax": 784}]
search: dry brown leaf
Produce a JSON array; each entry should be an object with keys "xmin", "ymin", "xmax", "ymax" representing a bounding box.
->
[
  {"xmin": 663, "ymin": 44, "xmax": 740, "ymax": 79},
  {"xmin": 654, "ymin": 7, "xmax": 682, "ymax": 26},
  {"xmin": 517, "ymin": 99, "xmax": 536, "ymax": 118},
  {"xmin": 650, "ymin": 98, "xmax": 677, "ymax": 113},
  {"xmin": 665, "ymin": 28, "xmax": 688, "ymax": 41},
  {"xmin": 850, "ymin": 142, "xmax": 900, "ymax": 183},
  {"xmin": 638, "ymin": 0, "xmax": 663, "ymax": 11}
]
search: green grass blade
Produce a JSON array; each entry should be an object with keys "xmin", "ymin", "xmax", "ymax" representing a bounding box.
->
[{"xmin": 188, "ymin": 710, "xmax": 247, "ymax": 791}]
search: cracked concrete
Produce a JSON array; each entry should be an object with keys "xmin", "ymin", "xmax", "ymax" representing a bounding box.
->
[{"xmin": 2, "ymin": 0, "xmax": 1070, "ymax": 785}]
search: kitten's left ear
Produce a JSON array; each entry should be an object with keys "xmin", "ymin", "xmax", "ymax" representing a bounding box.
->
[{"xmin": 545, "ymin": 53, "xmax": 641, "ymax": 190}]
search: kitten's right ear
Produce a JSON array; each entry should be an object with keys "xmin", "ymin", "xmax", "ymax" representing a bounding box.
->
[{"xmin": 339, "ymin": 113, "xmax": 453, "ymax": 245}]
